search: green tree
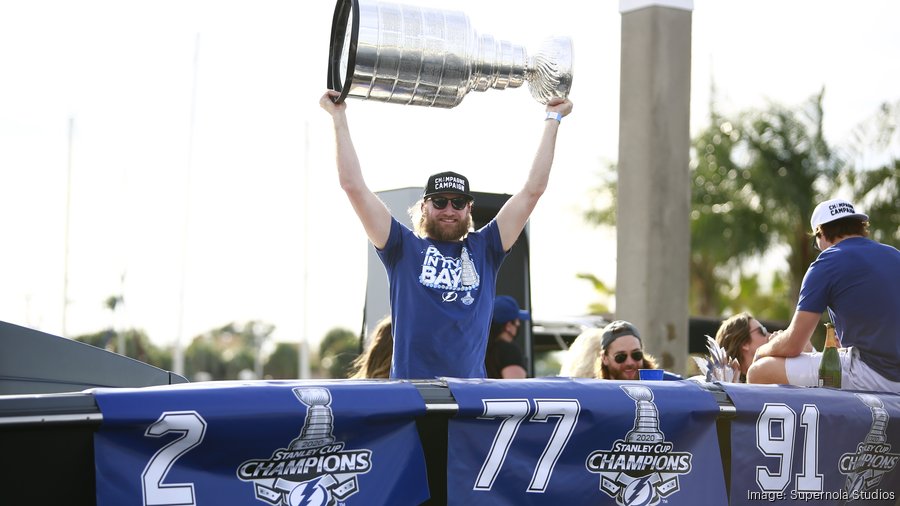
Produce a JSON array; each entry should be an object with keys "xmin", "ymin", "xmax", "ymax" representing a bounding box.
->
[
  {"xmin": 184, "ymin": 337, "xmax": 223, "ymax": 380},
  {"xmin": 104, "ymin": 294, "xmax": 124, "ymax": 313},
  {"xmin": 318, "ymin": 327, "xmax": 359, "ymax": 379},
  {"xmin": 727, "ymin": 272, "xmax": 793, "ymax": 322},
  {"xmin": 575, "ymin": 273, "xmax": 613, "ymax": 315},
  {"xmin": 184, "ymin": 321, "xmax": 274, "ymax": 381},
  {"xmin": 74, "ymin": 328, "xmax": 171, "ymax": 370},
  {"xmin": 689, "ymin": 110, "xmax": 771, "ymax": 315},
  {"xmin": 740, "ymin": 90, "xmax": 843, "ymax": 303},
  {"xmin": 264, "ymin": 342, "xmax": 299, "ymax": 379},
  {"xmin": 843, "ymin": 99, "xmax": 900, "ymax": 248},
  {"xmin": 846, "ymin": 159, "xmax": 900, "ymax": 247}
]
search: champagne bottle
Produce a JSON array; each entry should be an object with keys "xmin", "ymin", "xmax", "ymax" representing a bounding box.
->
[{"xmin": 818, "ymin": 323, "xmax": 842, "ymax": 388}]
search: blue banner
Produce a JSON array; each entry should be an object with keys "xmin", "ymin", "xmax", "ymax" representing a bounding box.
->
[
  {"xmin": 445, "ymin": 377, "xmax": 727, "ymax": 506},
  {"xmin": 94, "ymin": 380, "xmax": 429, "ymax": 506},
  {"xmin": 723, "ymin": 383, "xmax": 900, "ymax": 505}
]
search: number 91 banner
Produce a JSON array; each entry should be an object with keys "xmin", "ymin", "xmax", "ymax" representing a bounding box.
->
[
  {"xmin": 722, "ymin": 383, "xmax": 900, "ymax": 505},
  {"xmin": 445, "ymin": 378, "xmax": 727, "ymax": 505},
  {"xmin": 93, "ymin": 380, "xmax": 429, "ymax": 506}
]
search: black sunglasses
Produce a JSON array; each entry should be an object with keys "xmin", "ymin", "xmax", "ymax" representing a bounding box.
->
[
  {"xmin": 750, "ymin": 324, "xmax": 769, "ymax": 337},
  {"xmin": 429, "ymin": 196, "xmax": 469, "ymax": 210},
  {"xmin": 613, "ymin": 351, "xmax": 644, "ymax": 364},
  {"xmin": 813, "ymin": 230, "xmax": 823, "ymax": 252}
]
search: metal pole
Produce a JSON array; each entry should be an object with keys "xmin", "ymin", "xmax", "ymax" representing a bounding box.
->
[
  {"xmin": 62, "ymin": 117, "xmax": 74, "ymax": 338},
  {"xmin": 299, "ymin": 121, "xmax": 311, "ymax": 379},
  {"xmin": 175, "ymin": 33, "xmax": 200, "ymax": 376}
]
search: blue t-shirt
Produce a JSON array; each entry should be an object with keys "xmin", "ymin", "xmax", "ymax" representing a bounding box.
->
[
  {"xmin": 797, "ymin": 237, "xmax": 900, "ymax": 381},
  {"xmin": 376, "ymin": 218, "xmax": 507, "ymax": 379}
]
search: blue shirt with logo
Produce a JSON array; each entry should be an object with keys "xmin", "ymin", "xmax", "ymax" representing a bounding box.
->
[
  {"xmin": 376, "ymin": 218, "xmax": 507, "ymax": 379},
  {"xmin": 798, "ymin": 237, "xmax": 900, "ymax": 382}
]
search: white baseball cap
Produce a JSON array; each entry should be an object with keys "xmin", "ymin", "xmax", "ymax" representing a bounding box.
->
[{"xmin": 810, "ymin": 198, "xmax": 868, "ymax": 230}]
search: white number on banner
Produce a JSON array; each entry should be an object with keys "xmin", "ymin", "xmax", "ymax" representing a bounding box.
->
[
  {"xmin": 527, "ymin": 399, "xmax": 580, "ymax": 493},
  {"xmin": 796, "ymin": 405, "xmax": 824, "ymax": 491},
  {"xmin": 474, "ymin": 399, "xmax": 530, "ymax": 491},
  {"xmin": 141, "ymin": 411, "xmax": 207, "ymax": 506},
  {"xmin": 755, "ymin": 403, "xmax": 822, "ymax": 494},
  {"xmin": 473, "ymin": 398, "xmax": 580, "ymax": 493}
]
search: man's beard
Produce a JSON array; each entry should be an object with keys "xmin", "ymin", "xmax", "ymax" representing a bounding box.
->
[
  {"xmin": 613, "ymin": 368, "xmax": 639, "ymax": 380},
  {"xmin": 424, "ymin": 213, "xmax": 470, "ymax": 241},
  {"xmin": 604, "ymin": 362, "xmax": 641, "ymax": 380}
]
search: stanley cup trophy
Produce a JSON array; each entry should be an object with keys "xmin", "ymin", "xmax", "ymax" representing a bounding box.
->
[{"xmin": 327, "ymin": 0, "xmax": 573, "ymax": 108}]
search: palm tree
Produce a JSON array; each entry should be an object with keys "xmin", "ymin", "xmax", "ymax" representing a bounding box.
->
[
  {"xmin": 847, "ymin": 159, "xmax": 900, "ymax": 247},
  {"xmin": 689, "ymin": 110, "xmax": 770, "ymax": 315},
  {"xmin": 740, "ymin": 90, "xmax": 843, "ymax": 303},
  {"xmin": 844, "ymin": 99, "xmax": 900, "ymax": 248}
]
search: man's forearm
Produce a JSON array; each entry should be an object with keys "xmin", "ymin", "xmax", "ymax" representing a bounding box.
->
[
  {"xmin": 331, "ymin": 112, "xmax": 366, "ymax": 196},
  {"xmin": 755, "ymin": 331, "xmax": 799, "ymax": 359},
  {"xmin": 523, "ymin": 119, "xmax": 560, "ymax": 199},
  {"xmin": 754, "ymin": 310, "xmax": 820, "ymax": 360}
]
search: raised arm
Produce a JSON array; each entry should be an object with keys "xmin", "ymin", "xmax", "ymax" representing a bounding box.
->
[
  {"xmin": 495, "ymin": 98, "xmax": 573, "ymax": 251},
  {"xmin": 319, "ymin": 91, "xmax": 392, "ymax": 249}
]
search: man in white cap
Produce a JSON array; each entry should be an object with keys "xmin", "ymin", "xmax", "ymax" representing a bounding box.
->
[{"xmin": 748, "ymin": 198, "xmax": 900, "ymax": 392}]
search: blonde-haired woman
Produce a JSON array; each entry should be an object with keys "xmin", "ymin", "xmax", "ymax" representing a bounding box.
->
[{"xmin": 349, "ymin": 316, "xmax": 393, "ymax": 379}]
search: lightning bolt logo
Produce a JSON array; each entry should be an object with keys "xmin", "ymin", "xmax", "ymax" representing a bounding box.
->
[
  {"xmin": 291, "ymin": 477, "xmax": 323, "ymax": 506},
  {"xmin": 624, "ymin": 475, "xmax": 655, "ymax": 506}
]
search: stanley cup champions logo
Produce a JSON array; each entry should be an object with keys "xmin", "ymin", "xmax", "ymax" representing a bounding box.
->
[
  {"xmin": 840, "ymin": 393, "xmax": 899, "ymax": 494},
  {"xmin": 585, "ymin": 386, "xmax": 693, "ymax": 506},
  {"xmin": 237, "ymin": 388, "xmax": 372, "ymax": 506}
]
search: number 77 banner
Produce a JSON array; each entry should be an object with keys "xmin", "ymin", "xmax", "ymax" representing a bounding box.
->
[
  {"xmin": 722, "ymin": 383, "xmax": 900, "ymax": 506},
  {"xmin": 445, "ymin": 378, "xmax": 727, "ymax": 506}
]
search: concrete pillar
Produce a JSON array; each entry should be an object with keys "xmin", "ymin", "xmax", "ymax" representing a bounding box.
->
[{"xmin": 616, "ymin": 0, "xmax": 692, "ymax": 374}]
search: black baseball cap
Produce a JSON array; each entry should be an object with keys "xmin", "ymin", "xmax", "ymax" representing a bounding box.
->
[
  {"xmin": 601, "ymin": 320, "xmax": 642, "ymax": 349},
  {"xmin": 423, "ymin": 171, "xmax": 473, "ymax": 200}
]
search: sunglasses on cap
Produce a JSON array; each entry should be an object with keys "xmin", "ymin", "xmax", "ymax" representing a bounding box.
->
[
  {"xmin": 613, "ymin": 350, "xmax": 644, "ymax": 364},
  {"xmin": 429, "ymin": 196, "xmax": 469, "ymax": 210}
]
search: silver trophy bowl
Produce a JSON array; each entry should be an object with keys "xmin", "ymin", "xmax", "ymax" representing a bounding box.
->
[{"xmin": 327, "ymin": 0, "xmax": 573, "ymax": 108}]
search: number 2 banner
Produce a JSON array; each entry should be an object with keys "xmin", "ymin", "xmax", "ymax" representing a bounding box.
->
[
  {"xmin": 723, "ymin": 383, "xmax": 900, "ymax": 505},
  {"xmin": 94, "ymin": 380, "xmax": 429, "ymax": 506},
  {"xmin": 445, "ymin": 378, "xmax": 727, "ymax": 505}
]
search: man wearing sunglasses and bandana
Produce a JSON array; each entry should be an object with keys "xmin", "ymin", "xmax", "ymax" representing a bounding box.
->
[
  {"xmin": 748, "ymin": 198, "xmax": 900, "ymax": 392},
  {"xmin": 561, "ymin": 320, "xmax": 659, "ymax": 380},
  {"xmin": 596, "ymin": 320, "xmax": 658, "ymax": 380},
  {"xmin": 319, "ymin": 90, "xmax": 573, "ymax": 379}
]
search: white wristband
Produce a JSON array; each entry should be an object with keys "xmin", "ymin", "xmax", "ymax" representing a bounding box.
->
[{"xmin": 545, "ymin": 111, "xmax": 562, "ymax": 122}]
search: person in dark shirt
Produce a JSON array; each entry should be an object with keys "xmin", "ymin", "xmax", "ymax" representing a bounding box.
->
[{"xmin": 485, "ymin": 295, "xmax": 528, "ymax": 379}]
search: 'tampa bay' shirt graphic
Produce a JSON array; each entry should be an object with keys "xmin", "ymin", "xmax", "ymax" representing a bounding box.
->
[{"xmin": 418, "ymin": 245, "xmax": 480, "ymax": 291}]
